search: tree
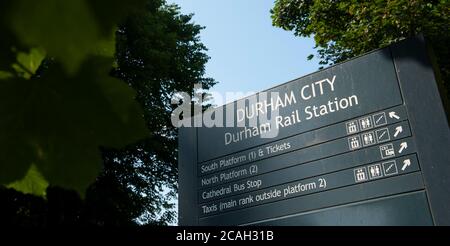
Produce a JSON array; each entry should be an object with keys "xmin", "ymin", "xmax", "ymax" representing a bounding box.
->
[
  {"xmin": 271, "ymin": 0, "xmax": 449, "ymax": 100},
  {"xmin": 0, "ymin": 0, "xmax": 215, "ymax": 225},
  {"xmin": 100, "ymin": 2, "xmax": 216, "ymax": 225}
]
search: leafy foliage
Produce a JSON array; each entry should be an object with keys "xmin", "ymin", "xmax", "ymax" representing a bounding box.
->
[
  {"xmin": 0, "ymin": 0, "xmax": 215, "ymax": 225},
  {"xmin": 0, "ymin": 0, "xmax": 150, "ymax": 196},
  {"xmin": 12, "ymin": 48, "xmax": 46, "ymax": 79},
  {"xmin": 7, "ymin": 164, "xmax": 49, "ymax": 197},
  {"xmin": 0, "ymin": 55, "xmax": 148, "ymax": 196},
  {"xmin": 105, "ymin": 3, "xmax": 216, "ymax": 224},
  {"xmin": 7, "ymin": 0, "xmax": 146, "ymax": 74},
  {"xmin": 271, "ymin": 0, "xmax": 450, "ymax": 93}
]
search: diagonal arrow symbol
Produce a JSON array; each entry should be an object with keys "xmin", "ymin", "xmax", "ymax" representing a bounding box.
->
[
  {"xmin": 389, "ymin": 111, "xmax": 400, "ymax": 120},
  {"xmin": 402, "ymin": 159, "xmax": 411, "ymax": 171},
  {"xmin": 399, "ymin": 142, "xmax": 408, "ymax": 154},
  {"xmin": 394, "ymin": 126, "xmax": 403, "ymax": 137}
]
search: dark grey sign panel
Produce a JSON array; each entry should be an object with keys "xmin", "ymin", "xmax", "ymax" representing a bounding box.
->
[
  {"xmin": 198, "ymin": 106, "xmax": 409, "ymax": 176},
  {"xmin": 199, "ymin": 173, "xmax": 425, "ymax": 225},
  {"xmin": 250, "ymin": 191, "xmax": 434, "ymax": 226},
  {"xmin": 197, "ymin": 49, "xmax": 403, "ymax": 162},
  {"xmin": 198, "ymin": 154, "xmax": 419, "ymax": 204},
  {"xmin": 179, "ymin": 36, "xmax": 450, "ymax": 226}
]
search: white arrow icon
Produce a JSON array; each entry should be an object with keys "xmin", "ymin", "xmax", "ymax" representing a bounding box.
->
[
  {"xmin": 401, "ymin": 159, "xmax": 411, "ymax": 171},
  {"xmin": 399, "ymin": 142, "xmax": 408, "ymax": 154},
  {"xmin": 389, "ymin": 111, "xmax": 400, "ymax": 120},
  {"xmin": 394, "ymin": 126, "xmax": 403, "ymax": 137}
]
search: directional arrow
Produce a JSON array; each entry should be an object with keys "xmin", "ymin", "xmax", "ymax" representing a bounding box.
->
[
  {"xmin": 394, "ymin": 126, "xmax": 403, "ymax": 137},
  {"xmin": 399, "ymin": 142, "xmax": 408, "ymax": 154},
  {"xmin": 389, "ymin": 111, "xmax": 400, "ymax": 120},
  {"xmin": 401, "ymin": 159, "xmax": 411, "ymax": 171}
]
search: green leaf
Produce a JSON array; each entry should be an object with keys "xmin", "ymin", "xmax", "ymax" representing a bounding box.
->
[
  {"xmin": 7, "ymin": 0, "xmax": 146, "ymax": 74},
  {"xmin": 87, "ymin": 0, "xmax": 148, "ymax": 36},
  {"xmin": 92, "ymin": 32, "xmax": 117, "ymax": 58},
  {"xmin": 0, "ymin": 57, "xmax": 148, "ymax": 197},
  {"xmin": 12, "ymin": 48, "xmax": 46, "ymax": 79},
  {"xmin": 7, "ymin": 164, "xmax": 49, "ymax": 197},
  {"xmin": 0, "ymin": 78, "xmax": 37, "ymax": 184},
  {"xmin": 0, "ymin": 1, "xmax": 18, "ymax": 72},
  {"xmin": 9, "ymin": 0, "xmax": 102, "ymax": 74},
  {"xmin": 0, "ymin": 71, "xmax": 14, "ymax": 79}
]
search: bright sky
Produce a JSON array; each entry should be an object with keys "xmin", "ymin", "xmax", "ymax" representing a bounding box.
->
[{"xmin": 168, "ymin": 0, "xmax": 320, "ymax": 105}]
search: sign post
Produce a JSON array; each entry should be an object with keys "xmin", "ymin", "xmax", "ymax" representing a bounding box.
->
[{"xmin": 178, "ymin": 36, "xmax": 450, "ymax": 226}]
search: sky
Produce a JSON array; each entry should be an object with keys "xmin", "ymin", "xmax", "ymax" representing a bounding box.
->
[{"xmin": 168, "ymin": 0, "xmax": 320, "ymax": 105}]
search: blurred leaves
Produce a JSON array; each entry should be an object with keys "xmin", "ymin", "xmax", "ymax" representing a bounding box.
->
[
  {"xmin": 9, "ymin": 0, "xmax": 102, "ymax": 74},
  {"xmin": 12, "ymin": 48, "xmax": 46, "ymax": 79},
  {"xmin": 6, "ymin": 0, "xmax": 146, "ymax": 74},
  {"xmin": 0, "ymin": 0, "xmax": 149, "ymax": 197},
  {"xmin": 0, "ymin": 57, "xmax": 148, "ymax": 196},
  {"xmin": 0, "ymin": 0, "xmax": 214, "ymax": 225},
  {"xmin": 7, "ymin": 164, "xmax": 49, "ymax": 197},
  {"xmin": 0, "ymin": 71, "xmax": 14, "ymax": 79}
]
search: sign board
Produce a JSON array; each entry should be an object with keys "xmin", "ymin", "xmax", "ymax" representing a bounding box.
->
[{"xmin": 178, "ymin": 36, "xmax": 450, "ymax": 225}]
